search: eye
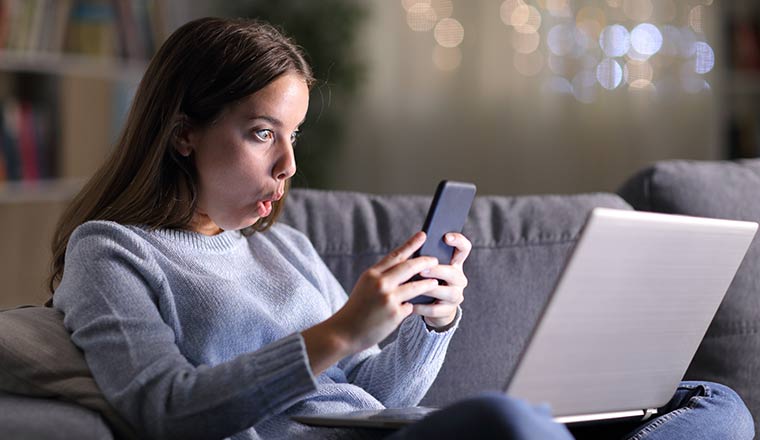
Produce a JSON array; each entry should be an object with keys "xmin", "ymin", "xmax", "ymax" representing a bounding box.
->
[
  {"xmin": 290, "ymin": 130, "xmax": 301, "ymax": 145},
  {"xmin": 253, "ymin": 129, "xmax": 274, "ymax": 142}
]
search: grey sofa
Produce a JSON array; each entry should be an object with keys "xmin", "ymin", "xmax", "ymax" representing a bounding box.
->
[{"xmin": 0, "ymin": 159, "xmax": 758, "ymax": 439}]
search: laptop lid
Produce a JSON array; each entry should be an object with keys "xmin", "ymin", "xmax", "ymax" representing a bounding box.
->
[{"xmin": 506, "ymin": 208, "xmax": 758, "ymax": 421}]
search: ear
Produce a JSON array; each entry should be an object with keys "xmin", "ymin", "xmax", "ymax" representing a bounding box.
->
[{"xmin": 173, "ymin": 114, "xmax": 195, "ymax": 157}]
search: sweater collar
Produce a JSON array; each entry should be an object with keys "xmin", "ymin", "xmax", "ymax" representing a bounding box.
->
[{"xmin": 142, "ymin": 226, "xmax": 245, "ymax": 252}]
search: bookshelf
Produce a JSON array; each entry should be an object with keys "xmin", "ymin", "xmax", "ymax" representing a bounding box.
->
[
  {"xmin": 0, "ymin": 0, "xmax": 192, "ymax": 307},
  {"xmin": 0, "ymin": 0, "xmax": 193, "ymax": 195},
  {"xmin": 722, "ymin": 1, "xmax": 760, "ymax": 159}
]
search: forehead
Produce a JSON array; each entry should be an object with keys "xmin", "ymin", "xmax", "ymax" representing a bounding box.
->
[{"xmin": 228, "ymin": 74, "xmax": 309, "ymax": 123}]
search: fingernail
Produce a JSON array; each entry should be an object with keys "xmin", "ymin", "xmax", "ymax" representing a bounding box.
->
[
  {"xmin": 445, "ymin": 234, "xmax": 454, "ymax": 243},
  {"xmin": 421, "ymin": 269, "xmax": 431, "ymax": 275}
]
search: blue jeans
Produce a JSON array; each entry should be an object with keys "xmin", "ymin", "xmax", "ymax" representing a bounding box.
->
[{"xmin": 386, "ymin": 381, "xmax": 754, "ymax": 440}]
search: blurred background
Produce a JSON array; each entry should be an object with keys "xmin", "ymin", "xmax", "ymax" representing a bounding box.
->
[{"xmin": 0, "ymin": 0, "xmax": 758, "ymax": 305}]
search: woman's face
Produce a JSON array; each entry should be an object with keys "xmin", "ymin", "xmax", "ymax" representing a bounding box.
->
[{"xmin": 185, "ymin": 73, "xmax": 310, "ymax": 234}]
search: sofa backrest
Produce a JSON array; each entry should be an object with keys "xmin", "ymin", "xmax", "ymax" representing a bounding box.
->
[{"xmin": 281, "ymin": 188, "xmax": 632, "ymax": 406}]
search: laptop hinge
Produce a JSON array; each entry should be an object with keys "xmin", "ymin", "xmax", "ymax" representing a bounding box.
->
[{"xmin": 641, "ymin": 408, "xmax": 658, "ymax": 421}]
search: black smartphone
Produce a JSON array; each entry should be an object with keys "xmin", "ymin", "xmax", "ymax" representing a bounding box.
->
[{"xmin": 408, "ymin": 180, "xmax": 477, "ymax": 305}]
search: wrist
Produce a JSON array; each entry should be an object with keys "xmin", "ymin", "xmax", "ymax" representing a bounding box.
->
[
  {"xmin": 301, "ymin": 317, "xmax": 356, "ymax": 376},
  {"xmin": 322, "ymin": 314, "xmax": 357, "ymax": 357},
  {"xmin": 423, "ymin": 309, "xmax": 459, "ymax": 332}
]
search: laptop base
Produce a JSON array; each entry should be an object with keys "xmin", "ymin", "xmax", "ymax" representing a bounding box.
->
[{"xmin": 292, "ymin": 406, "xmax": 658, "ymax": 430}]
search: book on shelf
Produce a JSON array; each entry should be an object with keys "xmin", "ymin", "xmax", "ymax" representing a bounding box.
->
[
  {"xmin": 0, "ymin": 0, "xmax": 173, "ymax": 62},
  {"xmin": 0, "ymin": 97, "xmax": 54, "ymax": 182}
]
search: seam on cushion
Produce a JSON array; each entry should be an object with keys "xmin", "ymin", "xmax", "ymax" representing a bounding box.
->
[
  {"xmin": 315, "ymin": 238, "xmax": 579, "ymax": 257},
  {"xmin": 0, "ymin": 367, "xmax": 59, "ymax": 398}
]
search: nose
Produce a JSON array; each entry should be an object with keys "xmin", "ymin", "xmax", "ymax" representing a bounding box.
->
[{"xmin": 274, "ymin": 140, "xmax": 297, "ymax": 181}]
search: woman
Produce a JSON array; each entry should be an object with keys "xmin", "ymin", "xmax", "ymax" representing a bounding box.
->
[{"xmin": 49, "ymin": 17, "xmax": 753, "ymax": 440}]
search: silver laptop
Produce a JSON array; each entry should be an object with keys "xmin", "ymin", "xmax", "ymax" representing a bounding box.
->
[{"xmin": 293, "ymin": 208, "xmax": 758, "ymax": 429}]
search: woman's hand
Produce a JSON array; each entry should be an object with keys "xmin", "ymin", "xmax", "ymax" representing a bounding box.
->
[
  {"xmin": 413, "ymin": 232, "xmax": 472, "ymax": 329},
  {"xmin": 329, "ymin": 231, "xmax": 440, "ymax": 353},
  {"xmin": 302, "ymin": 231, "xmax": 470, "ymax": 375}
]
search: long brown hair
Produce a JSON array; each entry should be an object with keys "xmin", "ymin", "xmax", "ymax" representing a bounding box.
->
[{"xmin": 48, "ymin": 17, "xmax": 314, "ymax": 295}]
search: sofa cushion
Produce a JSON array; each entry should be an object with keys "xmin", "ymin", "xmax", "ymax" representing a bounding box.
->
[
  {"xmin": 0, "ymin": 391, "xmax": 114, "ymax": 440},
  {"xmin": 0, "ymin": 306, "xmax": 138, "ymax": 440},
  {"xmin": 282, "ymin": 188, "xmax": 632, "ymax": 406},
  {"xmin": 618, "ymin": 159, "xmax": 760, "ymax": 430}
]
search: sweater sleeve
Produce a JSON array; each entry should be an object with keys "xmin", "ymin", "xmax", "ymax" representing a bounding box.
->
[
  {"xmin": 54, "ymin": 222, "xmax": 317, "ymax": 440},
  {"xmin": 338, "ymin": 308, "xmax": 461, "ymax": 408}
]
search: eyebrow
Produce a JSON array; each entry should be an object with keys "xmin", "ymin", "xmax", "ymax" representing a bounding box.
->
[{"xmin": 246, "ymin": 115, "xmax": 306, "ymax": 127}]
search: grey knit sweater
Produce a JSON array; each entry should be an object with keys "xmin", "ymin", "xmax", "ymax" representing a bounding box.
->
[{"xmin": 53, "ymin": 221, "xmax": 459, "ymax": 440}]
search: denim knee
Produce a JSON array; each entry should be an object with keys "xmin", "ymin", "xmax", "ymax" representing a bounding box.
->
[
  {"xmin": 453, "ymin": 393, "xmax": 573, "ymax": 440},
  {"xmin": 621, "ymin": 381, "xmax": 754, "ymax": 440},
  {"xmin": 391, "ymin": 393, "xmax": 573, "ymax": 440},
  {"xmin": 687, "ymin": 381, "xmax": 755, "ymax": 440}
]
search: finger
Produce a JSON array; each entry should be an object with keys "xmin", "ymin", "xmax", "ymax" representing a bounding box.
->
[
  {"xmin": 419, "ymin": 264, "xmax": 467, "ymax": 288},
  {"xmin": 418, "ymin": 285, "xmax": 464, "ymax": 305},
  {"xmin": 444, "ymin": 233, "xmax": 472, "ymax": 267},
  {"xmin": 412, "ymin": 303, "xmax": 459, "ymax": 318},
  {"xmin": 373, "ymin": 232, "xmax": 426, "ymax": 273},
  {"xmin": 383, "ymin": 255, "xmax": 439, "ymax": 286},
  {"xmin": 396, "ymin": 278, "xmax": 440, "ymax": 303}
]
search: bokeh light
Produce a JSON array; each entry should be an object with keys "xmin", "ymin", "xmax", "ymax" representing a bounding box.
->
[
  {"xmin": 430, "ymin": 0, "xmax": 454, "ymax": 19},
  {"xmin": 572, "ymin": 30, "xmax": 592, "ymax": 57},
  {"xmin": 576, "ymin": 6, "xmax": 606, "ymax": 40},
  {"xmin": 600, "ymin": 24, "xmax": 630, "ymax": 58},
  {"xmin": 689, "ymin": 6, "xmax": 705, "ymax": 34},
  {"xmin": 407, "ymin": 3, "xmax": 437, "ymax": 32},
  {"xmin": 404, "ymin": 0, "xmax": 718, "ymax": 100},
  {"xmin": 512, "ymin": 5, "xmax": 542, "ymax": 34},
  {"xmin": 630, "ymin": 23, "xmax": 663, "ymax": 57},
  {"xmin": 401, "ymin": 0, "xmax": 423, "ymax": 11},
  {"xmin": 548, "ymin": 24, "xmax": 577, "ymax": 56},
  {"xmin": 624, "ymin": 59, "xmax": 653, "ymax": 84},
  {"xmin": 628, "ymin": 79, "xmax": 657, "ymax": 98},
  {"xmin": 597, "ymin": 58, "xmax": 623, "ymax": 90},
  {"xmin": 692, "ymin": 41, "xmax": 715, "ymax": 74},
  {"xmin": 546, "ymin": 0, "xmax": 571, "ymax": 17},
  {"xmin": 434, "ymin": 18, "xmax": 464, "ymax": 48},
  {"xmin": 512, "ymin": 31, "xmax": 541, "ymax": 54},
  {"xmin": 627, "ymin": 45, "xmax": 651, "ymax": 61},
  {"xmin": 500, "ymin": 0, "xmax": 525, "ymax": 26}
]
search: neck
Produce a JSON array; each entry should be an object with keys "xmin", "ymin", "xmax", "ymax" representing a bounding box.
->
[{"xmin": 189, "ymin": 212, "xmax": 224, "ymax": 236}]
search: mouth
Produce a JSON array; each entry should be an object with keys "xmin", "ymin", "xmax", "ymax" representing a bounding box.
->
[
  {"xmin": 262, "ymin": 191, "xmax": 284, "ymax": 203},
  {"xmin": 256, "ymin": 189, "xmax": 284, "ymax": 218}
]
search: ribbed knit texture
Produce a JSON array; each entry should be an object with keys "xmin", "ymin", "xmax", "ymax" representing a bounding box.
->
[{"xmin": 53, "ymin": 220, "xmax": 459, "ymax": 440}]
